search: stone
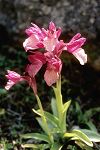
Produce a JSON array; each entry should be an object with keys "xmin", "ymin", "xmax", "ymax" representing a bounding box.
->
[
  {"xmin": 0, "ymin": 0, "xmax": 100, "ymax": 39},
  {"xmin": 0, "ymin": 0, "xmax": 100, "ymax": 71}
]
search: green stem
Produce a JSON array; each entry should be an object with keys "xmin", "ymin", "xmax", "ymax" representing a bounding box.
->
[
  {"xmin": 35, "ymin": 95, "xmax": 54, "ymax": 143},
  {"xmin": 56, "ymin": 79, "xmax": 63, "ymax": 122},
  {"xmin": 53, "ymin": 76, "xmax": 64, "ymax": 131}
]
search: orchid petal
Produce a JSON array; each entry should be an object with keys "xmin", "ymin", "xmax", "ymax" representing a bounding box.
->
[
  {"xmin": 5, "ymin": 70, "xmax": 23, "ymax": 90},
  {"xmin": 28, "ymin": 52, "xmax": 46, "ymax": 64},
  {"xmin": 43, "ymin": 37, "xmax": 58, "ymax": 52},
  {"xmin": 70, "ymin": 33, "xmax": 81, "ymax": 42},
  {"xmin": 26, "ymin": 60, "xmax": 43, "ymax": 78},
  {"xmin": 5, "ymin": 80, "xmax": 15, "ymax": 90},
  {"xmin": 49, "ymin": 21, "xmax": 56, "ymax": 31},
  {"xmin": 26, "ymin": 52, "xmax": 45, "ymax": 78},
  {"xmin": 67, "ymin": 38, "xmax": 86, "ymax": 53},
  {"xmin": 5, "ymin": 70, "xmax": 21, "ymax": 82},
  {"xmin": 44, "ymin": 69, "xmax": 59, "ymax": 86},
  {"xmin": 54, "ymin": 40, "xmax": 65, "ymax": 56},
  {"xmin": 72, "ymin": 48, "xmax": 87, "ymax": 65},
  {"xmin": 23, "ymin": 34, "xmax": 40, "ymax": 51},
  {"xmin": 56, "ymin": 27, "xmax": 62, "ymax": 38}
]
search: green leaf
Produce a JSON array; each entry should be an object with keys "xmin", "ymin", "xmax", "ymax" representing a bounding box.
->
[
  {"xmin": 64, "ymin": 129, "xmax": 93, "ymax": 147},
  {"xmin": 86, "ymin": 121, "xmax": 97, "ymax": 132},
  {"xmin": 44, "ymin": 111, "xmax": 59, "ymax": 127},
  {"xmin": 84, "ymin": 107, "xmax": 100, "ymax": 119},
  {"xmin": 36, "ymin": 117, "xmax": 48, "ymax": 134},
  {"xmin": 63, "ymin": 100, "xmax": 71, "ymax": 114},
  {"xmin": 80, "ymin": 129, "xmax": 100, "ymax": 142},
  {"xmin": 21, "ymin": 144, "xmax": 40, "ymax": 149},
  {"xmin": 21, "ymin": 133, "xmax": 50, "ymax": 143},
  {"xmin": 51, "ymin": 97, "xmax": 58, "ymax": 117},
  {"xmin": 61, "ymin": 100, "xmax": 71, "ymax": 132},
  {"xmin": 63, "ymin": 132, "xmax": 75, "ymax": 138},
  {"xmin": 36, "ymin": 109, "xmax": 59, "ymax": 127},
  {"xmin": 51, "ymin": 143, "xmax": 63, "ymax": 150},
  {"xmin": 75, "ymin": 102, "xmax": 82, "ymax": 113},
  {"xmin": 34, "ymin": 109, "xmax": 60, "ymax": 133},
  {"xmin": 34, "ymin": 109, "xmax": 59, "ymax": 128},
  {"xmin": 32, "ymin": 108, "xmax": 42, "ymax": 116},
  {"xmin": 72, "ymin": 130, "xmax": 93, "ymax": 147},
  {"xmin": 22, "ymin": 143, "xmax": 50, "ymax": 149},
  {"xmin": 75, "ymin": 141, "xmax": 93, "ymax": 150},
  {"xmin": 44, "ymin": 111, "xmax": 61, "ymax": 134},
  {"xmin": 75, "ymin": 102, "xmax": 83, "ymax": 122}
]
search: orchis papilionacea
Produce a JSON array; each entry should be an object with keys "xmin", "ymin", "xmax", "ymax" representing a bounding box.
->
[
  {"xmin": 5, "ymin": 22, "xmax": 87, "ymax": 93},
  {"xmin": 5, "ymin": 22, "xmax": 100, "ymax": 150}
]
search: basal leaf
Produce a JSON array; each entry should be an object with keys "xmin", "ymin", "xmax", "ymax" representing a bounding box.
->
[
  {"xmin": 21, "ymin": 133, "xmax": 50, "ymax": 143},
  {"xmin": 80, "ymin": 129, "xmax": 100, "ymax": 142},
  {"xmin": 75, "ymin": 141, "xmax": 93, "ymax": 150},
  {"xmin": 22, "ymin": 143, "xmax": 50, "ymax": 149},
  {"xmin": 72, "ymin": 130, "xmax": 93, "ymax": 147},
  {"xmin": 21, "ymin": 144, "xmax": 40, "ymax": 149},
  {"xmin": 63, "ymin": 132, "xmax": 76, "ymax": 138},
  {"xmin": 64, "ymin": 129, "xmax": 93, "ymax": 147}
]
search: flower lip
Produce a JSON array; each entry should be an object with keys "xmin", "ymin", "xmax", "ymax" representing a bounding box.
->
[
  {"xmin": 5, "ymin": 70, "xmax": 23, "ymax": 90},
  {"xmin": 72, "ymin": 48, "xmax": 87, "ymax": 65}
]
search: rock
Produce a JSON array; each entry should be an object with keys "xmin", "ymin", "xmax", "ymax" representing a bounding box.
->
[
  {"xmin": 0, "ymin": 0, "xmax": 100, "ymax": 39},
  {"xmin": 0, "ymin": 0, "xmax": 100, "ymax": 71}
]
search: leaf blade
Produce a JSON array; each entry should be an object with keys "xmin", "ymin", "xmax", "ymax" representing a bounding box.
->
[
  {"xmin": 80, "ymin": 129, "xmax": 100, "ymax": 142},
  {"xmin": 21, "ymin": 133, "xmax": 50, "ymax": 143}
]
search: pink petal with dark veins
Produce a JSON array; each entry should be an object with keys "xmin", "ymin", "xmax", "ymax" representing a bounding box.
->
[
  {"xmin": 23, "ymin": 34, "xmax": 40, "ymax": 51},
  {"xmin": 44, "ymin": 69, "xmax": 59, "ymax": 86}
]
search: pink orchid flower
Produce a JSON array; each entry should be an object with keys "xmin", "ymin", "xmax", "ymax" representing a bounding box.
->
[
  {"xmin": 6, "ymin": 22, "xmax": 88, "ymax": 91},
  {"xmin": 23, "ymin": 22, "xmax": 62, "ymax": 52},
  {"xmin": 23, "ymin": 23, "xmax": 45, "ymax": 51},
  {"xmin": 45, "ymin": 21, "xmax": 62, "ymax": 38},
  {"xmin": 23, "ymin": 22, "xmax": 64, "ymax": 86},
  {"xmin": 66, "ymin": 33, "xmax": 87, "ymax": 65},
  {"xmin": 26, "ymin": 52, "xmax": 46, "ymax": 78},
  {"xmin": 25, "ymin": 39, "xmax": 64, "ymax": 86},
  {"xmin": 43, "ymin": 40, "xmax": 65, "ymax": 86},
  {"xmin": 5, "ymin": 70, "xmax": 23, "ymax": 90},
  {"xmin": 5, "ymin": 70, "xmax": 37, "ymax": 94},
  {"xmin": 44, "ymin": 56, "xmax": 62, "ymax": 86},
  {"xmin": 43, "ymin": 22, "xmax": 62, "ymax": 52},
  {"xmin": 23, "ymin": 34, "xmax": 43, "ymax": 51},
  {"xmin": 5, "ymin": 52, "xmax": 45, "ymax": 93}
]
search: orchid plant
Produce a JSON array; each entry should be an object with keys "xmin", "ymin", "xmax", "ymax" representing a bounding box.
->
[{"xmin": 5, "ymin": 22, "xmax": 100, "ymax": 150}]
